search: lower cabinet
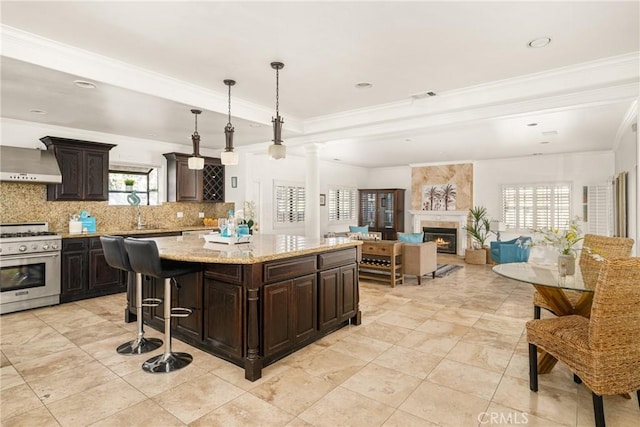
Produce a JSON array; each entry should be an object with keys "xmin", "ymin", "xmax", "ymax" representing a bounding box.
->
[
  {"xmin": 61, "ymin": 237, "xmax": 125, "ymax": 303},
  {"xmin": 318, "ymin": 264, "xmax": 358, "ymax": 331},
  {"xmin": 263, "ymin": 274, "xmax": 317, "ymax": 357},
  {"xmin": 203, "ymin": 278, "xmax": 243, "ymax": 359}
]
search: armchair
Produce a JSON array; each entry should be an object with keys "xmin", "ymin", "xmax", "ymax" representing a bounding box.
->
[
  {"xmin": 402, "ymin": 241, "xmax": 437, "ymax": 285},
  {"xmin": 490, "ymin": 236, "xmax": 532, "ymax": 264}
]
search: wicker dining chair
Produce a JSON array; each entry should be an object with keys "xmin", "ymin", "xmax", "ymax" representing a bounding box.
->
[
  {"xmin": 533, "ymin": 234, "xmax": 634, "ymax": 319},
  {"xmin": 527, "ymin": 257, "xmax": 640, "ymax": 427}
]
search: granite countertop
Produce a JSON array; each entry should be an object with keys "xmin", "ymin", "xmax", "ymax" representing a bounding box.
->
[
  {"xmin": 148, "ymin": 234, "xmax": 363, "ymax": 264},
  {"xmin": 60, "ymin": 225, "xmax": 217, "ymax": 239}
]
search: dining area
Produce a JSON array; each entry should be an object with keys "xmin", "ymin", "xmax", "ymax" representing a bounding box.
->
[{"xmin": 492, "ymin": 234, "xmax": 639, "ymax": 427}]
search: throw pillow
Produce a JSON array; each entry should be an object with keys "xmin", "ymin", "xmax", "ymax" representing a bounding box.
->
[
  {"xmin": 398, "ymin": 232, "xmax": 424, "ymax": 243},
  {"xmin": 349, "ymin": 225, "xmax": 369, "ymax": 234}
]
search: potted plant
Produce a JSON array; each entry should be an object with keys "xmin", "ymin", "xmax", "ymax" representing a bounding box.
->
[
  {"xmin": 464, "ymin": 206, "xmax": 492, "ymax": 264},
  {"xmin": 124, "ymin": 178, "xmax": 135, "ymax": 191},
  {"xmin": 531, "ymin": 218, "xmax": 584, "ymax": 275}
]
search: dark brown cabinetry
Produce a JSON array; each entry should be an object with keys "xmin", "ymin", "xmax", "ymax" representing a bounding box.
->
[
  {"xmin": 358, "ymin": 188, "xmax": 405, "ymax": 240},
  {"xmin": 203, "ymin": 278, "xmax": 244, "ymax": 359},
  {"xmin": 164, "ymin": 153, "xmax": 224, "ymax": 202},
  {"xmin": 40, "ymin": 136, "xmax": 115, "ymax": 201},
  {"xmin": 318, "ymin": 265, "xmax": 358, "ymax": 331},
  {"xmin": 61, "ymin": 237, "xmax": 125, "ymax": 303}
]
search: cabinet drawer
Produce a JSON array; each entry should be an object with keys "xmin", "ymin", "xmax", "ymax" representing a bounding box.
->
[
  {"xmin": 63, "ymin": 238, "xmax": 87, "ymax": 252},
  {"xmin": 361, "ymin": 243, "xmax": 394, "ymax": 256},
  {"xmin": 264, "ymin": 256, "xmax": 317, "ymax": 283},
  {"xmin": 204, "ymin": 264, "xmax": 243, "ymax": 284},
  {"xmin": 89, "ymin": 237, "xmax": 103, "ymax": 249},
  {"xmin": 318, "ymin": 249, "xmax": 356, "ymax": 269}
]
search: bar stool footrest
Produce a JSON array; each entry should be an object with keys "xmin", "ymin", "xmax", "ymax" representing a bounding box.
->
[
  {"xmin": 170, "ymin": 307, "xmax": 193, "ymax": 318},
  {"xmin": 141, "ymin": 297, "xmax": 162, "ymax": 308}
]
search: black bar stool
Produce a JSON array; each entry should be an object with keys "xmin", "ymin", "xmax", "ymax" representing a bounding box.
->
[
  {"xmin": 100, "ymin": 235, "xmax": 163, "ymax": 355},
  {"xmin": 123, "ymin": 237, "xmax": 201, "ymax": 373}
]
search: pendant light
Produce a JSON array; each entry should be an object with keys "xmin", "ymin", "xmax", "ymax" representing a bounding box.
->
[
  {"xmin": 188, "ymin": 109, "xmax": 205, "ymax": 170},
  {"xmin": 268, "ymin": 61, "xmax": 286, "ymax": 160},
  {"xmin": 220, "ymin": 79, "xmax": 239, "ymax": 165}
]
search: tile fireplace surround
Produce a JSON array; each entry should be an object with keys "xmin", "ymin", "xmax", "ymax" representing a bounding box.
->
[{"xmin": 410, "ymin": 210, "xmax": 468, "ymax": 256}]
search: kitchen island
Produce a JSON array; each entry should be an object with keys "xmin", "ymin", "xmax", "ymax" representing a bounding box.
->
[{"xmin": 132, "ymin": 234, "xmax": 362, "ymax": 381}]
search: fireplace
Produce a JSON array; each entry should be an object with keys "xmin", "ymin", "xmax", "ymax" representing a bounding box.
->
[{"xmin": 423, "ymin": 227, "xmax": 457, "ymax": 254}]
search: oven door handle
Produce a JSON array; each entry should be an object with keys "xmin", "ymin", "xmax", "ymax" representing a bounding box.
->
[{"xmin": 1, "ymin": 252, "xmax": 59, "ymax": 261}]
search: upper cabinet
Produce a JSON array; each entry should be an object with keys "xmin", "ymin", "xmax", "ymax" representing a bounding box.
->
[
  {"xmin": 40, "ymin": 136, "xmax": 116, "ymax": 201},
  {"xmin": 164, "ymin": 153, "xmax": 224, "ymax": 203},
  {"xmin": 358, "ymin": 189, "xmax": 405, "ymax": 240}
]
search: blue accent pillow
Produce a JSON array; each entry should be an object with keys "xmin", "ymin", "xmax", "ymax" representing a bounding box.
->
[
  {"xmin": 398, "ymin": 232, "xmax": 424, "ymax": 243},
  {"xmin": 349, "ymin": 225, "xmax": 369, "ymax": 234}
]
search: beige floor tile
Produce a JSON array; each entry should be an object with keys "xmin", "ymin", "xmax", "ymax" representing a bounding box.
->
[
  {"xmin": 98, "ymin": 351, "xmax": 151, "ymax": 377},
  {"xmin": 376, "ymin": 309, "xmax": 430, "ymax": 329},
  {"xmin": 191, "ymin": 392, "xmax": 295, "ymax": 427},
  {"xmin": 415, "ymin": 318, "xmax": 470, "ymax": 337},
  {"xmin": 492, "ymin": 375, "xmax": 578, "ymax": 426},
  {"xmin": 0, "ymin": 351, "xmax": 10, "ymax": 367},
  {"xmin": 372, "ymin": 345, "xmax": 442, "ymax": 379},
  {"xmin": 298, "ymin": 386, "xmax": 395, "ymax": 427},
  {"xmin": 46, "ymin": 313, "xmax": 110, "ymax": 335},
  {"xmin": 0, "ymin": 383, "xmax": 43, "ymax": 421},
  {"xmin": 340, "ymin": 363, "xmax": 421, "ymax": 408},
  {"xmin": 427, "ymin": 358, "xmax": 503, "ymax": 400},
  {"xmin": 399, "ymin": 381, "xmax": 490, "ymax": 427},
  {"xmin": 152, "ymin": 372, "xmax": 245, "ymax": 424},
  {"xmin": 1, "ymin": 326, "xmax": 76, "ymax": 365},
  {"xmin": 504, "ymin": 353, "xmax": 578, "ymax": 394},
  {"xmin": 294, "ymin": 348, "xmax": 367, "ymax": 385},
  {"xmin": 327, "ymin": 332, "xmax": 392, "ymax": 363},
  {"xmin": 395, "ymin": 330, "xmax": 461, "ymax": 357},
  {"xmin": 284, "ymin": 417, "xmax": 315, "ymax": 427},
  {"xmin": 47, "ymin": 377, "xmax": 146, "ymax": 426},
  {"xmin": 353, "ymin": 320, "xmax": 413, "ymax": 344},
  {"xmin": 382, "ymin": 409, "xmax": 440, "ymax": 427},
  {"xmin": 249, "ymin": 367, "xmax": 338, "ymax": 416},
  {"xmin": 430, "ymin": 306, "xmax": 483, "ymax": 327},
  {"xmin": 1, "ymin": 365, "xmax": 25, "ymax": 390},
  {"xmin": 461, "ymin": 326, "xmax": 520, "ymax": 351},
  {"xmin": 79, "ymin": 332, "xmax": 142, "ymax": 360},
  {"xmin": 26, "ymin": 360, "xmax": 118, "ymax": 403},
  {"xmin": 447, "ymin": 341, "xmax": 515, "ymax": 373},
  {"xmin": 575, "ymin": 386, "xmax": 640, "ymax": 427},
  {"xmin": 63, "ymin": 321, "xmax": 130, "ymax": 346},
  {"xmin": 484, "ymin": 401, "xmax": 567, "ymax": 426},
  {"xmin": 474, "ymin": 312, "xmax": 527, "ymax": 336},
  {"xmin": 14, "ymin": 347, "xmax": 94, "ymax": 380},
  {"xmin": 1, "ymin": 405, "xmax": 60, "ymax": 427},
  {"xmin": 211, "ymin": 357, "xmax": 293, "ymax": 391},
  {"xmin": 89, "ymin": 399, "xmax": 185, "ymax": 427},
  {"xmin": 122, "ymin": 363, "xmax": 207, "ymax": 397}
]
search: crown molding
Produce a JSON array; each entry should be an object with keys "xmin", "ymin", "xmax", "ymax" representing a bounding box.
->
[
  {"xmin": 0, "ymin": 25, "xmax": 304, "ymax": 133},
  {"xmin": 613, "ymin": 99, "xmax": 638, "ymax": 152}
]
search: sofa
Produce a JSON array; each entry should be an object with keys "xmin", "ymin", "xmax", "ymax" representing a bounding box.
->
[
  {"xmin": 490, "ymin": 236, "xmax": 532, "ymax": 264},
  {"xmin": 402, "ymin": 241, "xmax": 438, "ymax": 285}
]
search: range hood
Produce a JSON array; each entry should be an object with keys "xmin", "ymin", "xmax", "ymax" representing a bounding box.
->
[{"xmin": 0, "ymin": 146, "xmax": 62, "ymax": 184}]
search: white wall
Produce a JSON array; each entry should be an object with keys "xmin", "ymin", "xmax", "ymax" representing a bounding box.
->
[{"xmin": 614, "ymin": 119, "xmax": 638, "ymax": 254}]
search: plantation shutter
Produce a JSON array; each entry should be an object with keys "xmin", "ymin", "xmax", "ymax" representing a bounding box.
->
[
  {"xmin": 275, "ymin": 183, "xmax": 305, "ymax": 224},
  {"xmin": 329, "ymin": 188, "xmax": 357, "ymax": 221},
  {"xmin": 586, "ymin": 184, "xmax": 613, "ymax": 235},
  {"xmin": 502, "ymin": 183, "xmax": 572, "ymax": 231}
]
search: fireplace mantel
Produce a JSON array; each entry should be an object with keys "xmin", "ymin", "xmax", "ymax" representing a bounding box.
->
[{"xmin": 409, "ymin": 210, "xmax": 468, "ymax": 256}]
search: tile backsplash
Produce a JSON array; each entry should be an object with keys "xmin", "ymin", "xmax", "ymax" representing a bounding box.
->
[{"xmin": 0, "ymin": 182, "xmax": 233, "ymax": 233}]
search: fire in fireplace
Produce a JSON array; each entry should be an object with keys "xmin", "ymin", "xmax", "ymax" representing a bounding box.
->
[{"xmin": 423, "ymin": 227, "xmax": 457, "ymax": 254}]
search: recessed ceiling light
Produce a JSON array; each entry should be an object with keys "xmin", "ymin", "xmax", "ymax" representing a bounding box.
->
[
  {"xmin": 528, "ymin": 37, "xmax": 551, "ymax": 48},
  {"xmin": 29, "ymin": 109, "xmax": 47, "ymax": 114},
  {"xmin": 404, "ymin": 138, "xmax": 413, "ymax": 143},
  {"xmin": 73, "ymin": 80, "xmax": 97, "ymax": 89},
  {"xmin": 355, "ymin": 82, "xmax": 372, "ymax": 89},
  {"xmin": 527, "ymin": 123, "xmax": 538, "ymax": 127},
  {"xmin": 410, "ymin": 91, "xmax": 437, "ymax": 100},
  {"xmin": 542, "ymin": 130, "xmax": 558, "ymax": 136},
  {"xmin": 333, "ymin": 158, "xmax": 341, "ymax": 161},
  {"xmin": 540, "ymin": 141, "xmax": 550, "ymax": 145}
]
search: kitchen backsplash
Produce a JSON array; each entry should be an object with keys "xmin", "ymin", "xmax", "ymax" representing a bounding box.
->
[{"xmin": 0, "ymin": 182, "xmax": 233, "ymax": 233}]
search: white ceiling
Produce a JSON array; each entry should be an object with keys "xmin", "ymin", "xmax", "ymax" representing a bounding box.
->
[{"xmin": 1, "ymin": 1, "xmax": 638, "ymax": 168}]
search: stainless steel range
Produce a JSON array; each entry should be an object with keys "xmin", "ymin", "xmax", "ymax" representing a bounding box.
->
[{"xmin": 0, "ymin": 222, "xmax": 61, "ymax": 314}]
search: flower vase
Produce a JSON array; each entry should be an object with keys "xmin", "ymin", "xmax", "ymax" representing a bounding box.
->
[{"xmin": 558, "ymin": 254, "xmax": 576, "ymax": 276}]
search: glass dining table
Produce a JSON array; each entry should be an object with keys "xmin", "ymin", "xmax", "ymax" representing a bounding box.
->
[{"xmin": 492, "ymin": 262, "xmax": 596, "ymax": 374}]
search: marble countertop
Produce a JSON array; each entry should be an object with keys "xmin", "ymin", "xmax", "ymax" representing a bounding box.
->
[
  {"xmin": 146, "ymin": 234, "xmax": 362, "ymax": 264},
  {"xmin": 60, "ymin": 225, "xmax": 217, "ymax": 239}
]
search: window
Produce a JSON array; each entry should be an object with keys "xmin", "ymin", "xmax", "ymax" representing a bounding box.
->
[
  {"xmin": 502, "ymin": 183, "xmax": 571, "ymax": 230},
  {"xmin": 584, "ymin": 184, "xmax": 613, "ymax": 235},
  {"xmin": 274, "ymin": 182, "xmax": 305, "ymax": 224},
  {"xmin": 108, "ymin": 168, "xmax": 158, "ymax": 205},
  {"xmin": 328, "ymin": 187, "xmax": 357, "ymax": 221}
]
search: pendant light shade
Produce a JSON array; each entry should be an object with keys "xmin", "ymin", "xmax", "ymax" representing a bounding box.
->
[
  {"xmin": 269, "ymin": 61, "xmax": 286, "ymax": 160},
  {"xmin": 221, "ymin": 79, "xmax": 239, "ymax": 165},
  {"xmin": 188, "ymin": 109, "xmax": 204, "ymax": 170}
]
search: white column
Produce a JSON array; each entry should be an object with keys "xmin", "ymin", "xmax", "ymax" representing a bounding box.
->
[{"xmin": 305, "ymin": 143, "xmax": 322, "ymax": 239}]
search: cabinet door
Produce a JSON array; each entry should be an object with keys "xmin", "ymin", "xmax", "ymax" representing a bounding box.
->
[
  {"xmin": 88, "ymin": 248, "xmax": 122, "ymax": 292},
  {"xmin": 60, "ymin": 250, "xmax": 86, "ymax": 301},
  {"xmin": 203, "ymin": 278, "xmax": 243, "ymax": 358},
  {"xmin": 318, "ymin": 268, "xmax": 340, "ymax": 331},
  {"xmin": 263, "ymin": 281, "xmax": 293, "ymax": 357},
  {"xmin": 292, "ymin": 274, "xmax": 317, "ymax": 343},
  {"xmin": 339, "ymin": 265, "xmax": 357, "ymax": 322},
  {"xmin": 84, "ymin": 149, "xmax": 110, "ymax": 200},
  {"xmin": 176, "ymin": 157, "xmax": 201, "ymax": 201},
  {"xmin": 50, "ymin": 146, "xmax": 83, "ymax": 200},
  {"xmin": 174, "ymin": 271, "xmax": 203, "ymax": 341},
  {"xmin": 202, "ymin": 162, "xmax": 224, "ymax": 202},
  {"xmin": 358, "ymin": 191, "xmax": 377, "ymax": 229}
]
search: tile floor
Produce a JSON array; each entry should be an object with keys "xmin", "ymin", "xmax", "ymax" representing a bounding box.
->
[{"xmin": 1, "ymin": 256, "xmax": 639, "ymax": 426}]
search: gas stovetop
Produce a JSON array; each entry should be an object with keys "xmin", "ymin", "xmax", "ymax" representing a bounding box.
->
[{"xmin": 0, "ymin": 223, "xmax": 61, "ymax": 255}]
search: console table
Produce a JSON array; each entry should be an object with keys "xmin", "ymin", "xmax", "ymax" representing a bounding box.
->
[{"xmin": 358, "ymin": 240, "xmax": 403, "ymax": 287}]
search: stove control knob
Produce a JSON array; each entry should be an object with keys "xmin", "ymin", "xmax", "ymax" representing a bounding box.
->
[
  {"xmin": 51, "ymin": 243, "xmax": 59, "ymax": 250},
  {"xmin": 19, "ymin": 245, "xmax": 27, "ymax": 252},
  {"xmin": 42, "ymin": 244, "xmax": 49, "ymax": 250}
]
